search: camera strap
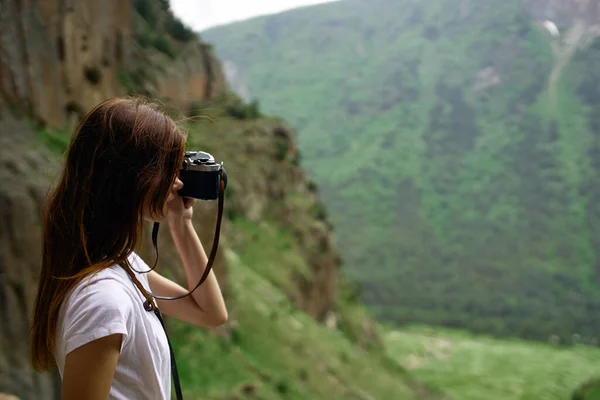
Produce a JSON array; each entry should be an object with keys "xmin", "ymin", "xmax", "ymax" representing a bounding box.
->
[
  {"xmin": 119, "ymin": 173, "xmax": 226, "ymax": 400},
  {"xmin": 136, "ymin": 170, "xmax": 226, "ymax": 304},
  {"xmin": 121, "ymin": 266, "xmax": 183, "ymax": 400}
]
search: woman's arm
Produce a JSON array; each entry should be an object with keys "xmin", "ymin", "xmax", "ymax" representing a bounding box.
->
[
  {"xmin": 61, "ymin": 334, "xmax": 122, "ymax": 400},
  {"xmin": 147, "ymin": 220, "xmax": 228, "ymax": 328},
  {"xmin": 147, "ymin": 178, "xmax": 228, "ymax": 328}
]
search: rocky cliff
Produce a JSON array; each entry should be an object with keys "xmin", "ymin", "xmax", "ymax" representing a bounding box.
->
[
  {"xmin": 0, "ymin": 0, "xmax": 225, "ymax": 129},
  {"xmin": 0, "ymin": 0, "xmax": 343, "ymax": 399},
  {"xmin": 0, "ymin": 99, "xmax": 61, "ymax": 400}
]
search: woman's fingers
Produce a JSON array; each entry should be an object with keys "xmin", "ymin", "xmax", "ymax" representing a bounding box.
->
[
  {"xmin": 168, "ymin": 178, "xmax": 194, "ymax": 209},
  {"xmin": 184, "ymin": 197, "xmax": 195, "ymax": 209},
  {"xmin": 172, "ymin": 178, "xmax": 184, "ymax": 191}
]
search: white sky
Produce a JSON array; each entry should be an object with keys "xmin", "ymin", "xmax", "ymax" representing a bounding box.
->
[{"xmin": 170, "ymin": 0, "xmax": 339, "ymax": 32}]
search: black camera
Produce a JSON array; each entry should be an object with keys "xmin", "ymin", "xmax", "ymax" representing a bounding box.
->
[{"xmin": 178, "ymin": 151, "xmax": 227, "ymax": 200}]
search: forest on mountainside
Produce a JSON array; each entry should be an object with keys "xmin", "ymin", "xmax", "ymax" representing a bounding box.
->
[{"xmin": 203, "ymin": 0, "xmax": 600, "ymax": 342}]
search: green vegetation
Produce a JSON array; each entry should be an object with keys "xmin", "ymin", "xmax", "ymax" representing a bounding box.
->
[
  {"xmin": 573, "ymin": 378, "xmax": 600, "ymax": 400},
  {"xmin": 226, "ymin": 98, "xmax": 263, "ymax": 120},
  {"xmin": 133, "ymin": 0, "xmax": 158, "ymax": 27},
  {"xmin": 151, "ymin": 34, "xmax": 177, "ymax": 59},
  {"xmin": 33, "ymin": 125, "xmax": 72, "ymax": 155},
  {"xmin": 187, "ymin": 92, "xmax": 265, "ymax": 120},
  {"xmin": 132, "ymin": 0, "xmax": 195, "ymax": 60},
  {"xmin": 384, "ymin": 325, "xmax": 600, "ymax": 400},
  {"xmin": 133, "ymin": 0, "xmax": 195, "ymax": 43},
  {"xmin": 203, "ymin": 0, "xmax": 600, "ymax": 341},
  {"xmin": 168, "ymin": 219, "xmax": 438, "ymax": 400},
  {"xmin": 164, "ymin": 111, "xmax": 444, "ymax": 399},
  {"xmin": 117, "ymin": 69, "xmax": 148, "ymax": 95}
]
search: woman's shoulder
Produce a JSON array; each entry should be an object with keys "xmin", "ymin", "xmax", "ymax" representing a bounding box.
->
[
  {"xmin": 58, "ymin": 268, "xmax": 135, "ymax": 359},
  {"xmin": 64, "ymin": 252, "xmax": 151, "ymax": 312},
  {"xmin": 68, "ymin": 268, "xmax": 132, "ymax": 310}
]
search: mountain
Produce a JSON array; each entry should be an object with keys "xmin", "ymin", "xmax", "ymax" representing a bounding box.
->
[
  {"xmin": 0, "ymin": 0, "xmax": 445, "ymax": 399},
  {"xmin": 202, "ymin": 0, "xmax": 600, "ymax": 342}
]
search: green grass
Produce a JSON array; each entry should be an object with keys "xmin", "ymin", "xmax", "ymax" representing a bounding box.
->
[
  {"xmin": 384, "ymin": 325, "xmax": 600, "ymax": 400},
  {"xmin": 168, "ymin": 244, "xmax": 439, "ymax": 400},
  {"xmin": 228, "ymin": 217, "xmax": 312, "ymax": 295},
  {"xmin": 573, "ymin": 378, "xmax": 600, "ymax": 400}
]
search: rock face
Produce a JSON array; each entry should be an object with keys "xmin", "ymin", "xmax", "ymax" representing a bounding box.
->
[
  {"xmin": 213, "ymin": 121, "xmax": 340, "ymax": 321},
  {"xmin": 154, "ymin": 42, "xmax": 226, "ymax": 110},
  {"xmin": 0, "ymin": 0, "xmax": 132, "ymax": 128},
  {"xmin": 0, "ymin": 0, "xmax": 226, "ymax": 129},
  {"xmin": 0, "ymin": 101, "xmax": 61, "ymax": 400},
  {"xmin": 0, "ymin": 0, "xmax": 341, "ymax": 398}
]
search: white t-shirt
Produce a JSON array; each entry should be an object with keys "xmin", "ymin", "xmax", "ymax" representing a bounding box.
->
[{"xmin": 54, "ymin": 252, "xmax": 171, "ymax": 400}]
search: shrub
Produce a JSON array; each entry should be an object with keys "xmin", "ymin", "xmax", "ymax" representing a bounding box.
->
[
  {"xmin": 167, "ymin": 18, "xmax": 196, "ymax": 42},
  {"xmin": 226, "ymin": 98, "xmax": 262, "ymax": 120},
  {"xmin": 572, "ymin": 377, "xmax": 600, "ymax": 400},
  {"xmin": 153, "ymin": 35, "xmax": 176, "ymax": 59},
  {"xmin": 187, "ymin": 101, "xmax": 205, "ymax": 117},
  {"xmin": 136, "ymin": 30, "xmax": 153, "ymax": 48},
  {"xmin": 133, "ymin": 0, "xmax": 157, "ymax": 27},
  {"xmin": 275, "ymin": 140, "xmax": 288, "ymax": 161}
]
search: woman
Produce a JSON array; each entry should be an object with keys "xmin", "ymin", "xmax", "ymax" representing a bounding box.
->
[{"xmin": 29, "ymin": 97, "xmax": 228, "ymax": 399}]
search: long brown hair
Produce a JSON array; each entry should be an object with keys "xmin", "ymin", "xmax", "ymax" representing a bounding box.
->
[{"xmin": 30, "ymin": 97, "xmax": 187, "ymax": 371}]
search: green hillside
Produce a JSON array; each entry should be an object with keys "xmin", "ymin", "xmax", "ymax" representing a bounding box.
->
[
  {"xmin": 203, "ymin": 0, "xmax": 600, "ymax": 341},
  {"xmin": 384, "ymin": 325, "xmax": 600, "ymax": 400},
  {"xmin": 170, "ymin": 243, "xmax": 430, "ymax": 400},
  {"xmin": 162, "ymin": 113, "xmax": 444, "ymax": 400}
]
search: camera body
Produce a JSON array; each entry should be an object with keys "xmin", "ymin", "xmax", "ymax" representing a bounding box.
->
[{"xmin": 178, "ymin": 151, "xmax": 227, "ymax": 200}]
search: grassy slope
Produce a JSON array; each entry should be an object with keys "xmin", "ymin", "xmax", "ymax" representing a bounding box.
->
[
  {"xmin": 384, "ymin": 325, "xmax": 600, "ymax": 400},
  {"xmin": 169, "ymin": 112, "xmax": 443, "ymax": 399},
  {"xmin": 170, "ymin": 233, "xmax": 427, "ymax": 400},
  {"xmin": 202, "ymin": 0, "xmax": 600, "ymax": 341}
]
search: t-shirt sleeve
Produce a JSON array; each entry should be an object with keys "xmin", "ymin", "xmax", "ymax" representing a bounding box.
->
[{"xmin": 63, "ymin": 277, "xmax": 133, "ymax": 355}]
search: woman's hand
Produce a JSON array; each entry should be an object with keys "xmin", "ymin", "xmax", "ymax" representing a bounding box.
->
[{"xmin": 166, "ymin": 178, "xmax": 195, "ymax": 224}]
